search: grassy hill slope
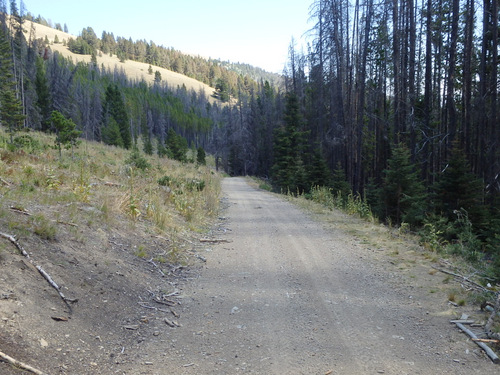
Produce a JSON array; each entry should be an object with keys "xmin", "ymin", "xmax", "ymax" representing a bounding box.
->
[
  {"xmin": 0, "ymin": 129, "xmax": 221, "ymax": 374},
  {"xmin": 29, "ymin": 21, "xmax": 219, "ymax": 102}
]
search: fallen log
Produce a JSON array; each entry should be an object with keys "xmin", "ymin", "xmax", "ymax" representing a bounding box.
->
[
  {"xmin": 454, "ymin": 322, "xmax": 500, "ymax": 364},
  {"xmin": 0, "ymin": 350, "xmax": 47, "ymax": 375}
]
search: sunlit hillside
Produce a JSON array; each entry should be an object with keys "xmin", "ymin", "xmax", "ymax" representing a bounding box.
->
[{"xmin": 27, "ymin": 20, "xmax": 219, "ymax": 103}]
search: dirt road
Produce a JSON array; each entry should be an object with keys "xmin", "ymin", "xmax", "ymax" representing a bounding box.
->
[
  {"xmin": 2, "ymin": 177, "xmax": 496, "ymax": 374},
  {"xmin": 145, "ymin": 177, "xmax": 497, "ymax": 374}
]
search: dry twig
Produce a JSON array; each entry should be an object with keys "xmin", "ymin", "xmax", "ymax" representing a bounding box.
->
[
  {"xmin": 0, "ymin": 350, "xmax": 47, "ymax": 375},
  {"xmin": 0, "ymin": 232, "xmax": 76, "ymax": 312},
  {"xmin": 431, "ymin": 266, "xmax": 490, "ymax": 293}
]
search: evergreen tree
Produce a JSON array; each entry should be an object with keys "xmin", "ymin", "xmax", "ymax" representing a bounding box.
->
[
  {"xmin": 433, "ymin": 143, "xmax": 486, "ymax": 232},
  {"xmin": 0, "ymin": 29, "xmax": 25, "ymax": 143},
  {"xmin": 381, "ymin": 144, "xmax": 427, "ymax": 227},
  {"xmin": 156, "ymin": 138, "xmax": 167, "ymax": 158},
  {"xmin": 308, "ymin": 147, "xmax": 332, "ymax": 188},
  {"xmin": 101, "ymin": 117, "xmax": 124, "ymax": 147},
  {"xmin": 51, "ymin": 110, "xmax": 82, "ymax": 159},
  {"xmin": 271, "ymin": 92, "xmax": 308, "ymax": 193},
  {"xmin": 102, "ymin": 84, "xmax": 131, "ymax": 148},
  {"xmin": 143, "ymin": 136, "xmax": 153, "ymax": 155},
  {"xmin": 197, "ymin": 146, "xmax": 206, "ymax": 165},
  {"xmin": 34, "ymin": 56, "xmax": 51, "ymax": 131},
  {"xmin": 166, "ymin": 128, "xmax": 188, "ymax": 162},
  {"xmin": 331, "ymin": 162, "xmax": 352, "ymax": 200},
  {"xmin": 154, "ymin": 70, "xmax": 162, "ymax": 83}
]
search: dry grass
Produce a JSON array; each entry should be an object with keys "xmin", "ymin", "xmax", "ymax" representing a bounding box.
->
[
  {"xmin": 27, "ymin": 20, "xmax": 219, "ymax": 103},
  {"xmin": 0, "ymin": 128, "xmax": 221, "ymax": 263}
]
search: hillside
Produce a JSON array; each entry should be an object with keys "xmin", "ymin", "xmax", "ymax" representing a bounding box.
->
[
  {"xmin": 0, "ymin": 129, "xmax": 222, "ymax": 374},
  {"xmin": 28, "ymin": 21, "xmax": 220, "ymax": 103}
]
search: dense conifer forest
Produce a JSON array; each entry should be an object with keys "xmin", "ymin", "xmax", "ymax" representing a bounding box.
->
[{"xmin": 0, "ymin": 0, "xmax": 499, "ymax": 279}]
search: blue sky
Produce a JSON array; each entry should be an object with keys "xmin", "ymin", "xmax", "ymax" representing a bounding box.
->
[{"xmin": 22, "ymin": 0, "xmax": 312, "ymax": 73}]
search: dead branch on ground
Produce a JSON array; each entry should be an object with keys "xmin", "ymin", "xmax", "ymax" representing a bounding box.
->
[
  {"xmin": 0, "ymin": 232, "xmax": 76, "ymax": 313},
  {"xmin": 485, "ymin": 293, "xmax": 500, "ymax": 342},
  {"xmin": 431, "ymin": 266, "xmax": 490, "ymax": 293},
  {"xmin": 199, "ymin": 238, "xmax": 231, "ymax": 243},
  {"xmin": 454, "ymin": 322, "xmax": 500, "ymax": 364},
  {"xmin": 9, "ymin": 206, "xmax": 31, "ymax": 216},
  {"xmin": 0, "ymin": 350, "xmax": 47, "ymax": 375}
]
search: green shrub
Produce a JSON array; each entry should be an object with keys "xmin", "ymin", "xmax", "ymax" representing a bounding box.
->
[
  {"xmin": 186, "ymin": 179, "xmax": 205, "ymax": 192},
  {"xmin": 125, "ymin": 148, "xmax": 151, "ymax": 171}
]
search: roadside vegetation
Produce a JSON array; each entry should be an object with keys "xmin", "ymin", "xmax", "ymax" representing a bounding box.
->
[{"xmin": 0, "ymin": 127, "xmax": 221, "ymax": 264}]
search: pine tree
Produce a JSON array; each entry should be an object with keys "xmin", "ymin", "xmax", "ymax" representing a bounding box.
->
[
  {"xmin": 51, "ymin": 110, "xmax": 82, "ymax": 159},
  {"xmin": 331, "ymin": 162, "xmax": 352, "ymax": 200},
  {"xmin": 197, "ymin": 146, "xmax": 206, "ymax": 165},
  {"xmin": 35, "ymin": 56, "xmax": 51, "ymax": 131},
  {"xmin": 308, "ymin": 147, "xmax": 332, "ymax": 188},
  {"xmin": 101, "ymin": 117, "xmax": 124, "ymax": 147},
  {"xmin": 433, "ymin": 143, "xmax": 486, "ymax": 232},
  {"xmin": 271, "ymin": 92, "xmax": 308, "ymax": 193},
  {"xmin": 156, "ymin": 138, "xmax": 167, "ymax": 158},
  {"xmin": 381, "ymin": 144, "xmax": 427, "ymax": 227},
  {"xmin": 102, "ymin": 84, "xmax": 131, "ymax": 148},
  {"xmin": 166, "ymin": 128, "xmax": 187, "ymax": 162},
  {"xmin": 0, "ymin": 29, "xmax": 25, "ymax": 143},
  {"xmin": 143, "ymin": 136, "xmax": 153, "ymax": 155}
]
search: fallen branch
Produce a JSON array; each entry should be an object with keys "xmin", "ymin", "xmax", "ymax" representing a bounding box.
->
[
  {"xmin": 0, "ymin": 232, "xmax": 30, "ymax": 257},
  {"xmin": 146, "ymin": 258, "xmax": 166, "ymax": 277},
  {"xmin": 164, "ymin": 317, "xmax": 180, "ymax": 327},
  {"xmin": 0, "ymin": 232, "xmax": 76, "ymax": 313},
  {"xmin": 36, "ymin": 265, "xmax": 75, "ymax": 312},
  {"xmin": 0, "ymin": 350, "xmax": 47, "ymax": 375},
  {"xmin": 449, "ymin": 319, "xmax": 476, "ymax": 324},
  {"xmin": 55, "ymin": 220, "xmax": 78, "ymax": 227},
  {"xmin": 473, "ymin": 339, "xmax": 500, "ymax": 344},
  {"xmin": 153, "ymin": 297, "xmax": 176, "ymax": 306},
  {"xmin": 104, "ymin": 181, "xmax": 122, "ymax": 187},
  {"xmin": 0, "ymin": 177, "xmax": 10, "ymax": 186},
  {"xmin": 199, "ymin": 238, "xmax": 231, "ymax": 243},
  {"xmin": 454, "ymin": 322, "xmax": 500, "ymax": 364},
  {"xmin": 431, "ymin": 266, "xmax": 490, "ymax": 293},
  {"xmin": 9, "ymin": 206, "xmax": 31, "ymax": 216}
]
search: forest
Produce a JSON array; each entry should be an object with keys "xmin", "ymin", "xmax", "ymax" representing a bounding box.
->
[{"xmin": 0, "ymin": 0, "xmax": 499, "ymax": 279}]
